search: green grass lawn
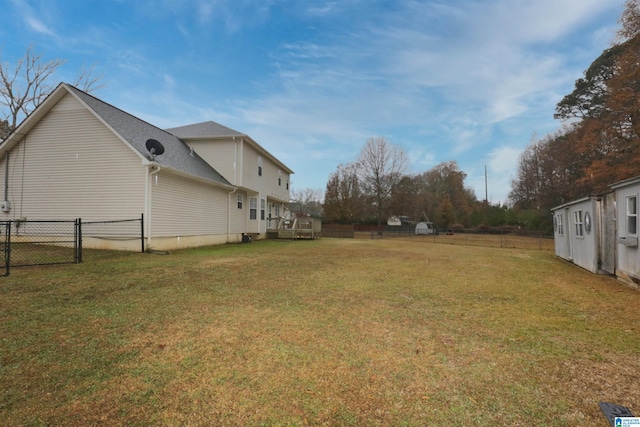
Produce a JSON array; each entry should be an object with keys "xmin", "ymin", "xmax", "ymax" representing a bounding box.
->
[{"xmin": 1, "ymin": 238, "xmax": 639, "ymax": 426}]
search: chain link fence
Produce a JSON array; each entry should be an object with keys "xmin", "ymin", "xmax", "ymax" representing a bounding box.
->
[
  {"xmin": 322, "ymin": 224, "xmax": 554, "ymax": 251},
  {"xmin": 0, "ymin": 216, "xmax": 144, "ymax": 276}
]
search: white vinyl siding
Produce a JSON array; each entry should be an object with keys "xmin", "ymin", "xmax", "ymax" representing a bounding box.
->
[
  {"xmin": 229, "ymin": 190, "xmax": 247, "ymax": 234},
  {"xmin": 241, "ymin": 143, "xmax": 290, "ymax": 203},
  {"xmin": 0, "ymin": 94, "xmax": 145, "ymax": 221},
  {"xmin": 150, "ymin": 172, "xmax": 227, "ymax": 236},
  {"xmin": 184, "ymin": 139, "xmax": 239, "ymax": 185}
]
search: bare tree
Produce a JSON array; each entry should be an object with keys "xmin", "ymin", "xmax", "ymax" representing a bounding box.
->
[
  {"xmin": 357, "ymin": 136, "xmax": 408, "ymax": 227},
  {"xmin": 324, "ymin": 163, "xmax": 363, "ymax": 223},
  {"xmin": 0, "ymin": 45, "xmax": 103, "ymax": 140},
  {"xmin": 290, "ymin": 187, "xmax": 323, "ymax": 217},
  {"xmin": 0, "ymin": 45, "xmax": 63, "ymax": 138}
]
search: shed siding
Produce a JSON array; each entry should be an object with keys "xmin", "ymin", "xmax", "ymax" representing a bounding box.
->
[
  {"xmin": 616, "ymin": 185, "xmax": 640, "ymax": 281},
  {"xmin": 0, "ymin": 93, "xmax": 145, "ymax": 221},
  {"xmin": 567, "ymin": 199, "xmax": 598, "ymax": 273},
  {"xmin": 150, "ymin": 172, "xmax": 228, "ymax": 236},
  {"xmin": 599, "ymin": 192, "xmax": 616, "ymax": 275}
]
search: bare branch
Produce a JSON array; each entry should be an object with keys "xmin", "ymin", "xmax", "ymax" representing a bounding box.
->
[
  {"xmin": 73, "ymin": 62, "xmax": 104, "ymax": 93},
  {"xmin": 0, "ymin": 44, "xmax": 64, "ymax": 138}
]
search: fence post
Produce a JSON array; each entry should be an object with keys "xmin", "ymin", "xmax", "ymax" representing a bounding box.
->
[
  {"xmin": 5, "ymin": 221, "xmax": 10, "ymax": 276},
  {"xmin": 141, "ymin": 213, "xmax": 145, "ymax": 253},
  {"xmin": 76, "ymin": 218, "xmax": 83, "ymax": 263}
]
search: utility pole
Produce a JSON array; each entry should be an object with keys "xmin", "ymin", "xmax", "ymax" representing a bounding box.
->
[{"xmin": 485, "ymin": 165, "xmax": 488, "ymax": 204}]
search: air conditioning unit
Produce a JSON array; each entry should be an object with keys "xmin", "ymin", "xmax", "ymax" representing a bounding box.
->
[{"xmin": 1, "ymin": 201, "xmax": 10, "ymax": 212}]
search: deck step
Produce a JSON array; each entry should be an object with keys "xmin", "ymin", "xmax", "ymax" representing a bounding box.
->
[{"xmin": 278, "ymin": 229, "xmax": 296, "ymax": 239}]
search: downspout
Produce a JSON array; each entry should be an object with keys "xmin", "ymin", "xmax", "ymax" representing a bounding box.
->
[
  {"xmin": 228, "ymin": 187, "xmax": 237, "ymax": 242},
  {"xmin": 146, "ymin": 164, "xmax": 161, "ymax": 250},
  {"xmin": 4, "ymin": 151, "xmax": 8, "ymax": 203}
]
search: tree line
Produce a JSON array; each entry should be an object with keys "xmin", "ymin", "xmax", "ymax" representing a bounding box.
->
[
  {"xmin": 509, "ymin": 0, "xmax": 640, "ymax": 229},
  {"xmin": 319, "ymin": 137, "xmax": 521, "ymax": 231}
]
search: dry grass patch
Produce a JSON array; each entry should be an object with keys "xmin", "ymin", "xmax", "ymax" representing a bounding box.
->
[{"xmin": 1, "ymin": 238, "xmax": 639, "ymax": 426}]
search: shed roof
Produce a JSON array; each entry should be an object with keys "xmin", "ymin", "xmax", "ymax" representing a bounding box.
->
[{"xmin": 610, "ymin": 175, "xmax": 640, "ymax": 190}]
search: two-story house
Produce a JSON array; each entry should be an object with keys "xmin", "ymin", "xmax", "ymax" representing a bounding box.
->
[{"xmin": 0, "ymin": 83, "xmax": 293, "ymax": 251}]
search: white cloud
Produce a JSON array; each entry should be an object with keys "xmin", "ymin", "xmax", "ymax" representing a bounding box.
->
[{"xmin": 10, "ymin": 0, "xmax": 58, "ymax": 38}]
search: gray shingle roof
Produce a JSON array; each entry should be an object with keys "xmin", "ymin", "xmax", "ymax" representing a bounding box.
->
[
  {"xmin": 66, "ymin": 85, "xmax": 233, "ymax": 188},
  {"xmin": 165, "ymin": 121, "xmax": 245, "ymax": 138}
]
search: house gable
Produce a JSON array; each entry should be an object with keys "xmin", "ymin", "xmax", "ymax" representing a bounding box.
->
[{"xmin": 0, "ymin": 92, "xmax": 146, "ymax": 220}]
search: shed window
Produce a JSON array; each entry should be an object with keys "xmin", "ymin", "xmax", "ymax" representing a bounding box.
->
[
  {"xmin": 261, "ymin": 199, "xmax": 266, "ymax": 220},
  {"xmin": 237, "ymin": 194, "xmax": 243, "ymax": 209},
  {"xmin": 250, "ymin": 197, "xmax": 258, "ymax": 220},
  {"xmin": 574, "ymin": 210, "xmax": 583, "ymax": 238},
  {"xmin": 555, "ymin": 214, "xmax": 563, "ymax": 236},
  {"xmin": 627, "ymin": 196, "xmax": 638, "ymax": 235}
]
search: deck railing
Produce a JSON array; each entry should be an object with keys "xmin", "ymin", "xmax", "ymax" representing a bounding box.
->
[{"xmin": 267, "ymin": 216, "xmax": 321, "ymax": 239}]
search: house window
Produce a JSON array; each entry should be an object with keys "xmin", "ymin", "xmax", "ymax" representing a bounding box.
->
[
  {"xmin": 286, "ymin": 181, "xmax": 289, "ymax": 190},
  {"xmin": 258, "ymin": 156, "xmax": 263, "ymax": 177},
  {"xmin": 627, "ymin": 196, "xmax": 638, "ymax": 235},
  {"xmin": 278, "ymin": 170, "xmax": 282, "ymax": 186},
  {"xmin": 275, "ymin": 204, "xmax": 280, "ymax": 217},
  {"xmin": 261, "ymin": 199, "xmax": 265, "ymax": 220},
  {"xmin": 574, "ymin": 210, "xmax": 583, "ymax": 237},
  {"xmin": 237, "ymin": 194, "xmax": 243, "ymax": 209},
  {"xmin": 250, "ymin": 197, "xmax": 258, "ymax": 220},
  {"xmin": 555, "ymin": 214, "xmax": 563, "ymax": 236}
]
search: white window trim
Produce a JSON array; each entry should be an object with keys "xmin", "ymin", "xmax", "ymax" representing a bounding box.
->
[
  {"xmin": 627, "ymin": 195, "xmax": 638, "ymax": 236},
  {"xmin": 556, "ymin": 214, "xmax": 564, "ymax": 236},
  {"xmin": 574, "ymin": 210, "xmax": 584, "ymax": 238},
  {"xmin": 250, "ymin": 197, "xmax": 258, "ymax": 220}
]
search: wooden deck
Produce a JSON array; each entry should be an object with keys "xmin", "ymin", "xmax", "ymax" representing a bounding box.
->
[{"xmin": 267, "ymin": 217, "xmax": 321, "ymax": 240}]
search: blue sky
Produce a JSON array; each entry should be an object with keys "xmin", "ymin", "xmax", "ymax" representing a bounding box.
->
[{"xmin": 0, "ymin": 0, "xmax": 625, "ymax": 204}]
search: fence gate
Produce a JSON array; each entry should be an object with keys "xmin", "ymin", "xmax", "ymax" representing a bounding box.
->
[
  {"xmin": 5, "ymin": 220, "xmax": 80, "ymax": 276},
  {"xmin": 0, "ymin": 216, "xmax": 144, "ymax": 276}
]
